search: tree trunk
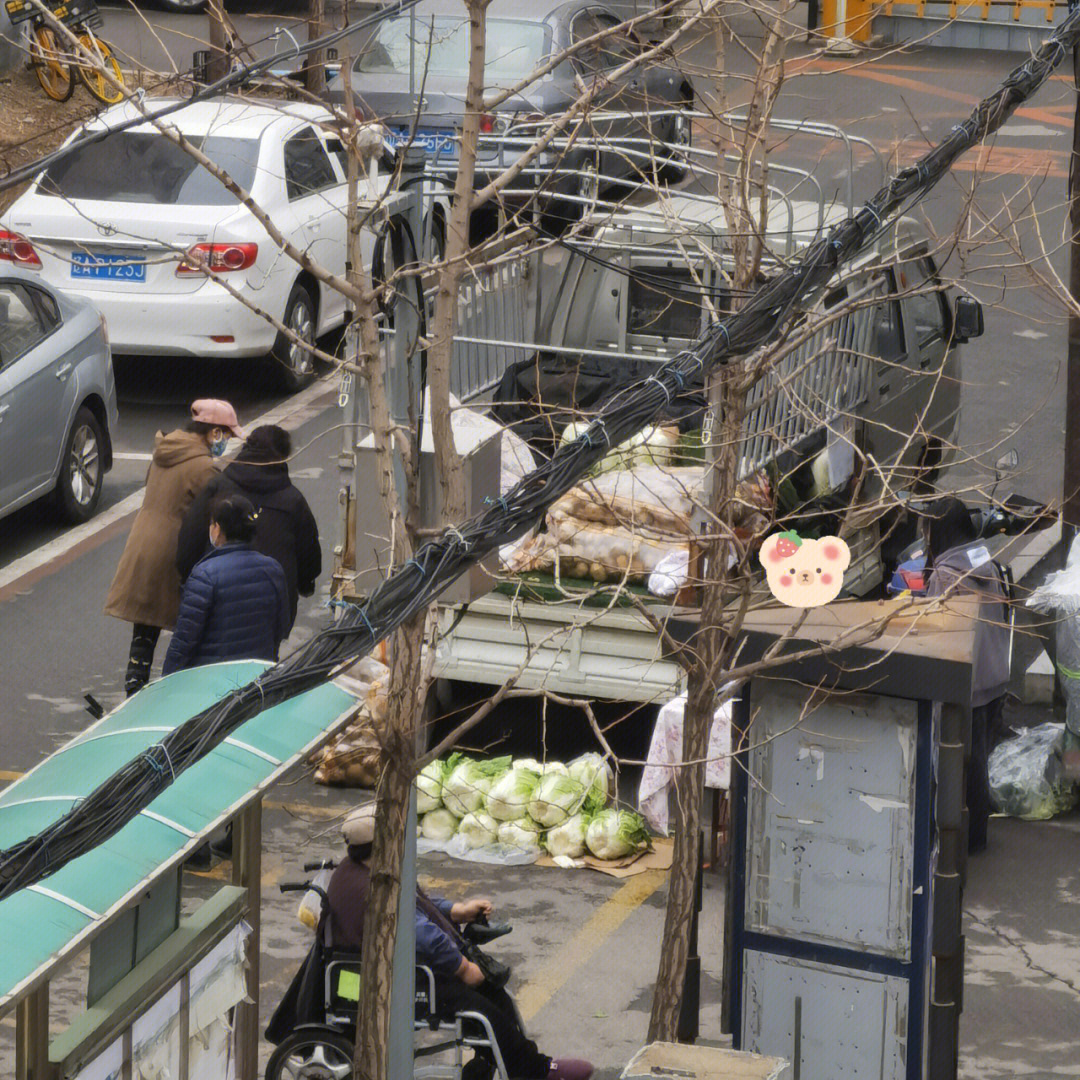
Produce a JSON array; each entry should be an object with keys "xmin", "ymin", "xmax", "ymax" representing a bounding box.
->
[
  {"xmin": 354, "ymin": 614, "xmax": 426, "ymax": 1080},
  {"xmin": 426, "ymin": 0, "xmax": 490, "ymax": 525},
  {"xmin": 305, "ymin": 0, "xmax": 326, "ymax": 97},
  {"xmin": 649, "ymin": 365, "xmax": 745, "ymax": 1042}
]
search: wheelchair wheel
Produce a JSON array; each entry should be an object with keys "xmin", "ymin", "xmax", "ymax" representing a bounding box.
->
[{"xmin": 264, "ymin": 1028, "xmax": 355, "ymax": 1079}]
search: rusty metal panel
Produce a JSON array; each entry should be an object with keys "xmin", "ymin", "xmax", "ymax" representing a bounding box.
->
[
  {"xmin": 741, "ymin": 950, "xmax": 909, "ymax": 1080},
  {"xmin": 744, "ymin": 682, "xmax": 920, "ymax": 958}
]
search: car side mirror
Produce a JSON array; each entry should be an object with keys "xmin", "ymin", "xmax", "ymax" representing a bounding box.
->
[{"xmin": 953, "ymin": 294, "xmax": 983, "ymax": 343}]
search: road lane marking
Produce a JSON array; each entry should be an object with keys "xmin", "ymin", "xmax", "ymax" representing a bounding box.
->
[
  {"xmin": 112, "ymin": 452, "xmax": 154, "ymax": 461},
  {"xmin": 0, "ymin": 380, "xmax": 338, "ymax": 599},
  {"xmin": 514, "ymin": 869, "xmax": 667, "ymax": 1023},
  {"xmin": 0, "ymin": 769, "xmax": 25, "ymax": 782},
  {"xmin": 807, "ymin": 60, "xmax": 1072, "ymax": 130}
]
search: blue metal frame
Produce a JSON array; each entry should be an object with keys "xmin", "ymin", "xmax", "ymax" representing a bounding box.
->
[{"xmin": 727, "ymin": 688, "xmax": 936, "ymax": 1080}]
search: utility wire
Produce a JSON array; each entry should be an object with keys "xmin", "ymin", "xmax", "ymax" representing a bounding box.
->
[{"xmin": 3, "ymin": 8, "xmax": 1080, "ymax": 898}]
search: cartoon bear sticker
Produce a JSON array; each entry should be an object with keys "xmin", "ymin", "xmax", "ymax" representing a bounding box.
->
[{"xmin": 760, "ymin": 530, "xmax": 851, "ymax": 608}]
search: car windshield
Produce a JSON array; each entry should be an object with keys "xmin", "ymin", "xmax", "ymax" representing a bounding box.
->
[
  {"xmin": 37, "ymin": 133, "xmax": 260, "ymax": 204},
  {"xmin": 355, "ymin": 17, "xmax": 547, "ymax": 80}
]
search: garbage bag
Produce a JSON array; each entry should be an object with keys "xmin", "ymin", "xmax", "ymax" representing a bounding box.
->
[
  {"xmin": 1026, "ymin": 532, "xmax": 1080, "ymax": 737},
  {"xmin": 987, "ymin": 723, "xmax": 1078, "ymax": 820}
]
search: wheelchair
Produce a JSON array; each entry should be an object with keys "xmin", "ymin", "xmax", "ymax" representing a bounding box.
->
[{"xmin": 266, "ymin": 867, "xmax": 518, "ymax": 1080}]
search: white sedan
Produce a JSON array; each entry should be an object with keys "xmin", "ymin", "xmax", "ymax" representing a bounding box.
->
[{"xmin": 0, "ymin": 99, "xmax": 380, "ymax": 391}]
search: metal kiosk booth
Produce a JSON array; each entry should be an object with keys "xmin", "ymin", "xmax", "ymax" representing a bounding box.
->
[{"xmin": 718, "ymin": 597, "xmax": 980, "ymax": 1080}]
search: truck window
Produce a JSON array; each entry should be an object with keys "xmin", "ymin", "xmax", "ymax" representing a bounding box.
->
[
  {"xmin": 628, "ymin": 269, "xmax": 716, "ymax": 340},
  {"xmin": 897, "ymin": 256, "xmax": 948, "ymax": 348},
  {"xmin": 872, "ymin": 271, "xmax": 905, "ymax": 363}
]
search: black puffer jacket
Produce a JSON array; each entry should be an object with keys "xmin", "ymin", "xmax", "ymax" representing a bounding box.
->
[
  {"xmin": 176, "ymin": 455, "xmax": 321, "ymax": 627},
  {"xmin": 162, "ymin": 543, "xmax": 290, "ymax": 675}
]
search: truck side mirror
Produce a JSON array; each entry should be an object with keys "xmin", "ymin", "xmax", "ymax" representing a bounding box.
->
[{"xmin": 953, "ymin": 295, "xmax": 983, "ymax": 343}]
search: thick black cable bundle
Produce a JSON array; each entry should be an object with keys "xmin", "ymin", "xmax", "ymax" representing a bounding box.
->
[{"xmin": 3, "ymin": 10, "xmax": 1080, "ymax": 900}]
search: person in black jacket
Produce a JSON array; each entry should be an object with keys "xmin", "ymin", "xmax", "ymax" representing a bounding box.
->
[
  {"xmin": 163, "ymin": 494, "xmax": 291, "ymax": 676},
  {"xmin": 176, "ymin": 425, "xmax": 320, "ymax": 630}
]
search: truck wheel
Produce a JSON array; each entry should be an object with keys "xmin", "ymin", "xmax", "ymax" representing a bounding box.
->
[
  {"xmin": 264, "ymin": 1029, "xmax": 355, "ymax": 1079},
  {"xmin": 270, "ymin": 283, "xmax": 317, "ymax": 393},
  {"xmin": 52, "ymin": 406, "xmax": 105, "ymax": 524}
]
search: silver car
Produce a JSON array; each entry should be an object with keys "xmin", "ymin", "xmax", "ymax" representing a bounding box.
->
[
  {"xmin": 0, "ymin": 264, "xmax": 117, "ymax": 523},
  {"xmin": 327, "ymin": 0, "xmax": 694, "ymax": 218}
]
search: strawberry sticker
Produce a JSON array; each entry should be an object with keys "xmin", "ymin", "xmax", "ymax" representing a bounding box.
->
[{"xmin": 772, "ymin": 530, "xmax": 802, "ymax": 559}]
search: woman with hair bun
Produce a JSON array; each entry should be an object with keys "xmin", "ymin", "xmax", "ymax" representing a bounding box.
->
[{"xmin": 162, "ymin": 493, "xmax": 290, "ymax": 676}]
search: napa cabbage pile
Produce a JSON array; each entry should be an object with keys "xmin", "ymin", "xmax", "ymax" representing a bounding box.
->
[{"xmin": 414, "ymin": 751, "xmax": 651, "ymax": 860}]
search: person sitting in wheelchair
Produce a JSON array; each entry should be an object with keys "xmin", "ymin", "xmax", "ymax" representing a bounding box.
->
[{"xmin": 329, "ymin": 804, "xmax": 594, "ymax": 1080}]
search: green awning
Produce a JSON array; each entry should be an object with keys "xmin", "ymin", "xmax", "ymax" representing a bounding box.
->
[{"xmin": 0, "ymin": 661, "xmax": 359, "ymax": 1010}]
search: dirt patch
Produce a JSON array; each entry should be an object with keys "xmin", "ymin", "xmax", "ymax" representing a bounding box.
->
[{"xmin": 0, "ymin": 66, "xmax": 109, "ymax": 212}]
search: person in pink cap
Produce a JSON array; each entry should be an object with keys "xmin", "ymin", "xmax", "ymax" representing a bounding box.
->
[{"xmin": 105, "ymin": 399, "xmax": 243, "ymax": 695}]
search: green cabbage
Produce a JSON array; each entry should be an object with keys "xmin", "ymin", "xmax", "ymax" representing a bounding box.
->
[
  {"xmin": 585, "ymin": 809, "xmax": 650, "ymax": 859},
  {"xmin": 528, "ymin": 772, "xmax": 586, "ymax": 828},
  {"xmin": 486, "ymin": 766, "xmax": 542, "ymax": 821},
  {"xmin": 498, "ymin": 820, "xmax": 543, "ymax": 852},
  {"xmin": 568, "ymin": 753, "xmax": 613, "ymax": 810},
  {"xmin": 442, "ymin": 756, "xmax": 512, "ymax": 817},
  {"xmin": 420, "ymin": 808, "xmax": 460, "ymax": 842},
  {"xmin": 416, "ymin": 758, "xmax": 446, "ymax": 815},
  {"xmin": 458, "ymin": 811, "xmax": 499, "ymax": 849},
  {"xmin": 545, "ymin": 813, "xmax": 589, "ymax": 858}
]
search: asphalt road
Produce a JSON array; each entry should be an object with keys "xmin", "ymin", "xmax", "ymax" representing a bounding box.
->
[{"xmin": 2, "ymin": 14, "xmax": 1079, "ymax": 1079}]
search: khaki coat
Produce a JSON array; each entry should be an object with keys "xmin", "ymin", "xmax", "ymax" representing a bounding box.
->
[{"xmin": 104, "ymin": 430, "xmax": 218, "ymax": 628}]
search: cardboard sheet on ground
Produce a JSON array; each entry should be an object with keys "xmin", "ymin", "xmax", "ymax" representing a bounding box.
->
[{"xmin": 535, "ymin": 837, "xmax": 673, "ymax": 877}]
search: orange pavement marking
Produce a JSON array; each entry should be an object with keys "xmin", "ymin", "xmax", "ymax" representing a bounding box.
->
[{"xmin": 796, "ymin": 59, "xmax": 1072, "ymax": 130}]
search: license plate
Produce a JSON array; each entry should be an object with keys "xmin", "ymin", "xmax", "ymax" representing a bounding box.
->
[
  {"xmin": 71, "ymin": 252, "xmax": 146, "ymax": 282},
  {"xmin": 389, "ymin": 128, "xmax": 457, "ymax": 157}
]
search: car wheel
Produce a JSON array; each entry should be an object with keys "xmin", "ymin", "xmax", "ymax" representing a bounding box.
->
[
  {"xmin": 540, "ymin": 157, "xmax": 599, "ymax": 236},
  {"xmin": 53, "ymin": 406, "xmax": 105, "ymax": 524},
  {"xmin": 155, "ymin": 0, "xmax": 207, "ymax": 13},
  {"xmin": 264, "ymin": 1029, "xmax": 355, "ymax": 1080},
  {"xmin": 270, "ymin": 283, "xmax": 317, "ymax": 393},
  {"xmin": 660, "ymin": 105, "xmax": 694, "ymax": 183}
]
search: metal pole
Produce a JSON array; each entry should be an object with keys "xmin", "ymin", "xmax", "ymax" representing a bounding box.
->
[
  {"xmin": 232, "ymin": 801, "xmax": 263, "ymax": 1080},
  {"xmin": 1065, "ymin": 25, "xmax": 1080, "ymax": 529},
  {"xmin": 206, "ymin": 0, "xmax": 228, "ymax": 83},
  {"xmin": 387, "ymin": 148, "xmax": 427, "ymax": 1080}
]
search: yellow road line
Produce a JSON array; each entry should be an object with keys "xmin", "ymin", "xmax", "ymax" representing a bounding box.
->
[
  {"xmin": 515, "ymin": 869, "xmax": 667, "ymax": 1023},
  {"xmin": 0, "ymin": 769, "xmax": 25, "ymax": 782}
]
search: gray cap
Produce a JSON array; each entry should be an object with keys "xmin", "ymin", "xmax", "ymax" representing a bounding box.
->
[{"xmin": 342, "ymin": 803, "xmax": 377, "ymax": 845}]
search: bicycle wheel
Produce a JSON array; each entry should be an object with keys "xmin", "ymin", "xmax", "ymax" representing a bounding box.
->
[
  {"xmin": 76, "ymin": 34, "xmax": 125, "ymax": 105},
  {"xmin": 31, "ymin": 26, "xmax": 75, "ymax": 102}
]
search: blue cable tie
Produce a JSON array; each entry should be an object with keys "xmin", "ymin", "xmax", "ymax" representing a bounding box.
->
[
  {"xmin": 406, "ymin": 558, "xmax": 424, "ymax": 575},
  {"xmin": 716, "ymin": 324, "xmax": 731, "ymax": 352},
  {"xmin": 592, "ymin": 419, "xmax": 611, "ymax": 448},
  {"xmin": 358, "ymin": 609, "xmax": 376, "ymax": 638},
  {"xmin": 672, "ymin": 369, "xmax": 685, "ymax": 390}
]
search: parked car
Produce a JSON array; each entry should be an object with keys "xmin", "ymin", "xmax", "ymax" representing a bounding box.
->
[
  {"xmin": 0, "ymin": 98, "xmax": 380, "ymax": 391},
  {"xmin": 0, "ymin": 265, "xmax": 117, "ymax": 523},
  {"xmin": 326, "ymin": 0, "xmax": 695, "ymax": 216}
]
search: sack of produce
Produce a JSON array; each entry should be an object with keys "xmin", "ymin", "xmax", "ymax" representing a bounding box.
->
[
  {"xmin": 545, "ymin": 513, "xmax": 684, "ymax": 584},
  {"xmin": 559, "ymin": 465, "xmax": 705, "ymax": 535},
  {"xmin": 988, "ymin": 723, "xmax": 1078, "ymax": 820},
  {"xmin": 561, "ymin": 422, "xmax": 680, "ymax": 475}
]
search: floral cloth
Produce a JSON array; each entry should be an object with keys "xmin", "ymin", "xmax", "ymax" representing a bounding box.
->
[{"xmin": 638, "ymin": 693, "xmax": 732, "ymax": 834}]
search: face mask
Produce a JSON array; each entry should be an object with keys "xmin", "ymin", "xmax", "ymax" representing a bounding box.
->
[{"xmin": 210, "ymin": 437, "xmax": 229, "ymax": 458}]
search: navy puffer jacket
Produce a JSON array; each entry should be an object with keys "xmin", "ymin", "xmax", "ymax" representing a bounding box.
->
[{"xmin": 162, "ymin": 543, "xmax": 290, "ymax": 675}]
